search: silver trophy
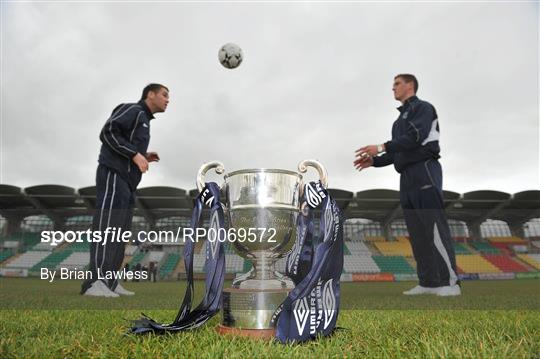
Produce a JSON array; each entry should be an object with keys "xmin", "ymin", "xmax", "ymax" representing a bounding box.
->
[{"xmin": 196, "ymin": 160, "xmax": 328, "ymax": 338}]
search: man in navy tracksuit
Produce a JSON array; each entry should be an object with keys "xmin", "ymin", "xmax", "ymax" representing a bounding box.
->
[
  {"xmin": 354, "ymin": 74, "xmax": 460, "ymax": 296},
  {"xmin": 81, "ymin": 83, "xmax": 169, "ymax": 297}
]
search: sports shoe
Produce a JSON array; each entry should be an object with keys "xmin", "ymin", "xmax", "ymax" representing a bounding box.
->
[
  {"xmin": 114, "ymin": 283, "xmax": 135, "ymax": 296},
  {"xmin": 436, "ymin": 285, "xmax": 461, "ymax": 297},
  {"xmin": 403, "ymin": 285, "xmax": 438, "ymax": 295},
  {"xmin": 83, "ymin": 280, "xmax": 119, "ymax": 297}
]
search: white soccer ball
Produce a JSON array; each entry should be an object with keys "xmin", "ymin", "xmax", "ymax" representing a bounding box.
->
[{"xmin": 218, "ymin": 43, "xmax": 243, "ymax": 69}]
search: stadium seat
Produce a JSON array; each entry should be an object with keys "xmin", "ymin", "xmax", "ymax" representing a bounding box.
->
[
  {"xmin": 345, "ymin": 241, "xmax": 372, "ymax": 255},
  {"xmin": 482, "ymin": 254, "xmax": 529, "ymax": 272},
  {"xmin": 0, "ymin": 250, "xmax": 14, "ymax": 264},
  {"xmin": 374, "ymin": 241, "xmax": 413, "ymax": 257},
  {"xmin": 5, "ymin": 251, "xmax": 50, "ymax": 269},
  {"xmin": 30, "ymin": 250, "xmax": 73, "ymax": 272},
  {"xmin": 469, "ymin": 241, "xmax": 501, "ymax": 254},
  {"xmin": 372, "ymin": 256, "xmax": 415, "ymax": 274},
  {"xmin": 159, "ymin": 253, "xmax": 181, "ymax": 279},
  {"xmin": 453, "ymin": 242, "xmax": 472, "ymax": 255},
  {"xmin": 343, "ymin": 255, "xmax": 380, "ymax": 273},
  {"xmin": 364, "ymin": 236, "xmax": 386, "ymax": 242},
  {"xmin": 129, "ymin": 251, "xmax": 146, "ymax": 266},
  {"xmin": 59, "ymin": 252, "xmax": 90, "ymax": 270},
  {"xmin": 456, "ymin": 254, "xmax": 501, "ymax": 273},
  {"xmin": 487, "ymin": 236, "xmax": 527, "ymax": 245},
  {"xmin": 516, "ymin": 254, "xmax": 540, "ymax": 270}
]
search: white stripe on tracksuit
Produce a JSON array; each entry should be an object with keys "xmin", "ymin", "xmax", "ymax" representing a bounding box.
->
[
  {"xmin": 433, "ymin": 223, "xmax": 458, "ymax": 286},
  {"xmin": 95, "ymin": 169, "xmax": 117, "ymax": 282},
  {"xmin": 101, "ymin": 104, "xmax": 140, "ymax": 158}
]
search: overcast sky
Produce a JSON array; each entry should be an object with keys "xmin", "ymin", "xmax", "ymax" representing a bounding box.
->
[{"xmin": 1, "ymin": 1, "xmax": 538, "ymax": 195}]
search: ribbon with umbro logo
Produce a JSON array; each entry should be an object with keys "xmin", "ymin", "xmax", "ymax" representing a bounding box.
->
[
  {"xmin": 129, "ymin": 182, "xmax": 225, "ymax": 334},
  {"xmin": 272, "ymin": 181, "xmax": 344, "ymax": 343}
]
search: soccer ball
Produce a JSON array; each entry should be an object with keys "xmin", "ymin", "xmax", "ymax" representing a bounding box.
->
[{"xmin": 218, "ymin": 43, "xmax": 243, "ymax": 69}]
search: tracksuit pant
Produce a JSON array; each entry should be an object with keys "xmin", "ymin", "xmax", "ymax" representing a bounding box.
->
[
  {"xmin": 81, "ymin": 164, "xmax": 135, "ymax": 294},
  {"xmin": 400, "ymin": 159, "xmax": 459, "ymax": 288}
]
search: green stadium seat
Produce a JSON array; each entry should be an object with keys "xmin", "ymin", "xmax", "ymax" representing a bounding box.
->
[{"xmin": 372, "ymin": 255, "xmax": 415, "ymax": 274}]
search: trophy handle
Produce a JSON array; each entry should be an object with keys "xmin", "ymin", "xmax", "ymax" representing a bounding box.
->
[
  {"xmin": 196, "ymin": 161, "xmax": 225, "ymax": 192},
  {"xmin": 298, "ymin": 159, "xmax": 328, "ymax": 188}
]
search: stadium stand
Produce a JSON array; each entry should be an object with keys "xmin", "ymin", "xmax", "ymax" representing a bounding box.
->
[
  {"xmin": 364, "ymin": 236, "xmax": 386, "ymax": 242},
  {"xmin": 59, "ymin": 252, "xmax": 90, "ymax": 270},
  {"xmin": 487, "ymin": 236, "xmax": 528, "ymax": 244},
  {"xmin": 0, "ymin": 250, "xmax": 14, "ymax": 264},
  {"xmin": 31, "ymin": 251, "xmax": 73, "ymax": 272},
  {"xmin": 345, "ymin": 241, "xmax": 372, "ymax": 255},
  {"xmin": 374, "ymin": 241, "xmax": 413, "ymax": 257},
  {"xmin": 129, "ymin": 251, "xmax": 146, "ymax": 267},
  {"xmin": 344, "ymin": 255, "xmax": 380, "ymax": 273},
  {"xmin": 66, "ymin": 241, "xmax": 90, "ymax": 252},
  {"xmin": 6, "ymin": 251, "xmax": 50, "ymax": 269},
  {"xmin": 146, "ymin": 251, "xmax": 165, "ymax": 265},
  {"xmin": 516, "ymin": 254, "xmax": 540, "ymax": 270},
  {"xmin": 453, "ymin": 242, "xmax": 472, "ymax": 254},
  {"xmin": 1, "ymin": 186, "xmax": 539, "ymax": 281},
  {"xmin": 372, "ymin": 256, "xmax": 415, "ymax": 274},
  {"xmin": 159, "ymin": 253, "xmax": 181, "ymax": 279},
  {"xmin": 31, "ymin": 242, "xmax": 54, "ymax": 251},
  {"xmin": 469, "ymin": 241, "xmax": 501, "ymax": 254},
  {"xmin": 225, "ymin": 254, "xmax": 244, "ymax": 274},
  {"xmin": 456, "ymin": 255, "xmax": 501, "ymax": 273},
  {"xmin": 125, "ymin": 245, "xmax": 138, "ymax": 256},
  {"xmin": 483, "ymin": 254, "xmax": 529, "ymax": 273}
]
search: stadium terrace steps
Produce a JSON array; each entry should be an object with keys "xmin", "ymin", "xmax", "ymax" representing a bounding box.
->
[
  {"xmin": 344, "ymin": 255, "xmax": 380, "ymax": 273},
  {"xmin": 59, "ymin": 252, "xmax": 90, "ymax": 270},
  {"xmin": 0, "ymin": 250, "xmax": 14, "ymax": 264},
  {"xmin": 372, "ymin": 255, "xmax": 415, "ymax": 274},
  {"xmin": 159, "ymin": 253, "xmax": 181, "ymax": 279},
  {"xmin": 146, "ymin": 251, "xmax": 165, "ymax": 265},
  {"xmin": 5, "ymin": 251, "xmax": 50, "ymax": 269},
  {"xmin": 487, "ymin": 236, "xmax": 527, "ymax": 244},
  {"xmin": 129, "ymin": 251, "xmax": 146, "ymax": 267},
  {"xmin": 374, "ymin": 241, "xmax": 413, "ymax": 257},
  {"xmin": 483, "ymin": 254, "xmax": 529, "ymax": 273},
  {"xmin": 364, "ymin": 236, "xmax": 386, "ymax": 242},
  {"xmin": 517, "ymin": 254, "xmax": 540, "ymax": 270},
  {"xmin": 225, "ymin": 254, "xmax": 244, "ymax": 273},
  {"xmin": 66, "ymin": 241, "xmax": 91, "ymax": 252},
  {"xmin": 469, "ymin": 241, "xmax": 501, "ymax": 254},
  {"xmin": 31, "ymin": 242, "xmax": 55, "ymax": 251},
  {"xmin": 456, "ymin": 254, "xmax": 501, "ymax": 273},
  {"xmin": 30, "ymin": 250, "xmax": 73, "ymax": 272},
  {"xmin": 453, "ymin": 242, "xmax": 472, "ymax": 255},
  {"xmin": 345, "ymin": 241, "xmax": 372, "ymax": 255}
]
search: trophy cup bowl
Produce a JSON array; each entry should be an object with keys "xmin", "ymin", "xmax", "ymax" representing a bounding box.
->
[{"xmin": 196, "ymin": 160, "xmax": 328, "ymax": 338}]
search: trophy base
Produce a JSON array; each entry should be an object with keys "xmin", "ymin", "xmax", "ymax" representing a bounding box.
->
[
  {"xmin": 216, "ymin": 325, "xmax": 276, "ymax": 340},
  {"xmin": 220, "ymin": 287, "xmax": 290, "ymax": 332}
]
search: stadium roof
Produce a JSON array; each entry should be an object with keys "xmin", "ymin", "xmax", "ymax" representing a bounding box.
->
[{"xmin": 0, "ymin": 185, "xmax": 538, "ymax": 226}]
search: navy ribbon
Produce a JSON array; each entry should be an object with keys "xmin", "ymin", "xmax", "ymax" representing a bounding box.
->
[
  {"xmin": 273, "ymin": 181, "xmax": 344, "ymax": 343},
  {"xmin": 129, "ymin": 182, "xmax": 225, "ymax": 334}
]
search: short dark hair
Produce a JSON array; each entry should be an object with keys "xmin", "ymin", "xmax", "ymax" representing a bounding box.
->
[
  {"xmin": 141, "ymin": 83, "xmax": 168, "ymax": 100},
  {"xmin": 394, "ymin": 74, "xmax": 418, "ymax": 93}
]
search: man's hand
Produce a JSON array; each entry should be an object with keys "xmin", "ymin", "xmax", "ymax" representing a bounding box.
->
[
  {"xmin": 145, "ymin": 152, "xmax": 160, "ymax": 163},
  {"xmin": 353, "ymin": 154, "xmax": 374, "ymax": 172},
  {"xmin": 355, "ymin": 144, "xmax": 381, "ymax": 158},
  {"xmin": 132, "ymin": 153, "xmax": 149, "ymax": 173}
]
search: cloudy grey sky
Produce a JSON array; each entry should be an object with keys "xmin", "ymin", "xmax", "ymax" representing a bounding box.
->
[{"xmin": 1, "ymin": 1, "xmax": 538, "ymax": 194}]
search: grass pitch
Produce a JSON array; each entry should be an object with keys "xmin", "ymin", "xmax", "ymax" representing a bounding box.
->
[{"xmin": 1, "ymin": 278, "xmax": 539, "ymax": 358}]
